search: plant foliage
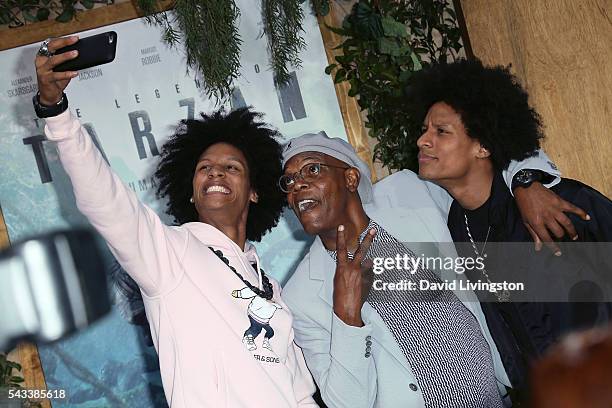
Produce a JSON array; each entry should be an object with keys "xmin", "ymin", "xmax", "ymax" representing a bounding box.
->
[
  {"xmin": 138, "ymin": 0, "xmax": 310, "ymax": 99},
  {"xmin": 0, "ymin": 0, "xmax": 107, "ymax": 27},
  {"xmin": 0, "ymin": 352, "xmax": 24, "ymax": 389},
  {"xmin": 0, "ymin": 353, "xmax": 44, "ymax": 407},
  {"xmin": 261, "ymin": 0, "xmax": 306, "ymax": 85},
  {"xmin": 326, "ymin": 0, "xmax": 464, "ymax": 171},
  {"xmin": 175, "ymin": 0, "xmax": 242, "ymax": 101},
  {"xmin": 3, "ymin": 0, "xmax": 316, "ymax": 101},
  {"xmin": 310, "ymin": 0, "xmax": 331, "ymax": 17}
]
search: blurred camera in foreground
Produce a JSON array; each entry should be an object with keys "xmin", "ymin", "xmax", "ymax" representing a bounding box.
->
[{"xmin": 0, "ymin": 229, "xmax": 110, "ymax": 350}]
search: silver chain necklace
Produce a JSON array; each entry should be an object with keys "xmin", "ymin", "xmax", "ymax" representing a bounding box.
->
[{"xmin": 463, "ymin": 213, "xmax": 510, "ymax": 302}]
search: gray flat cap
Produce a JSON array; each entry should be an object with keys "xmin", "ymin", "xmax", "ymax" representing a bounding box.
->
[{"xmin": 282, "ymin": 131, "xmax": 373, "ymax": 203}]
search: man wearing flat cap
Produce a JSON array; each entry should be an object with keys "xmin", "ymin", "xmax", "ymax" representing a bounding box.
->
[{"xmin": 279, "ymin": 131, "xmax": 569, "ymax": 407}]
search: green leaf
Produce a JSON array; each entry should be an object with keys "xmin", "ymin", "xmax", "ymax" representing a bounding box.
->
[
  {"xmin": 324, "ymin": 23, "xmax": 348, "ymax": 36},
  {"xmin": 23, "ymin": 10, "xmax": 37, "ymax": 22},
  {"xmin": 397, "ymin": 44, "xmax": 413, "ymax": 56},
  {"xmin": 9, "ymin": 376, "xmax": 25, "ymax": 383},
  {"xmin": 0, "ymin": 9, "xmax": 12, "ymax": 25},
  {"xmin": 36, "ymin": 8, "xmax": 50, "ymax": 21},
  {"xmin": 334, "ymin": 55, "xmax": 346, "ymax": 64},
  {"xmin": 398, "ymin": 69, "xmax": 412, "ymax": 83},
  {"xmin": 381, "ymin": 16, "xmax": 408, "ymax": 38},
  {"xmin": 55, "ymin": 8, "xmax": 74, "ymax": 23},
  {"xmin": 324, "ymin": 63, "xmax": 336, "ymax": 75},
  {"xmin": 410, "ymin": 52, "xmax": 422, "ymax": 71},
  {"xmin": 377, "ymin": 38, "xmax": 400, "ymax": 56},
  {"xmin": 6, "ymin": 361, "xmax": 21, "ymax": 372},
  {"xmin": 81, "ymin": 0, "xmax": 94, "ymax": 9},
  {"xmin": 411, "ymin": 25, "xmax": 425, "ymax": 37},
  {"xmin": 312, "ymin": 0, "xmax": 330, "ymax": 17},
  {"xmin": 333, "ymin": 68, "xmax": 346, "ymax": 83}
]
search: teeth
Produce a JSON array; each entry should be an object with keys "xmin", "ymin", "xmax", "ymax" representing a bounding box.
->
[
  {"xmin": 298, "ymin": 199, "xmax": 316, "ymax": 212},
  {"xmin": 206, "ymin": 185, "xmax": 230, "ymax": 194}
]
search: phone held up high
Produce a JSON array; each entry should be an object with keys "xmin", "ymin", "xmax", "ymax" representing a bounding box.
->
[{"xmin": 53, "ymin": 31, "xmax": 117, "ymax": 72}]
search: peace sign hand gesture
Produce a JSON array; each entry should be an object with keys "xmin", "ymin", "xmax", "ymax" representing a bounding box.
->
[{"xmin": 333, "ymin": 224, "xmax": 376, "ymax": 327}]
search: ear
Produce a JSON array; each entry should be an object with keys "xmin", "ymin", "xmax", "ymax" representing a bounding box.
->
[
  {"xmin": 477, "ymin": 144, "xmax": 491, "ymax": 159},
  {"xmin": 344, "ymin": 168, "xmax": 361, "ymax": 193},
  {"xmin": 250, "ymin": 190, "xmax": 259, "ymax": 203}
]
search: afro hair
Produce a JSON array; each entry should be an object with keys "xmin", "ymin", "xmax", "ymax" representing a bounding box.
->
[
  {"xmin": 406, "ymin": 58, "xmax": 544, "ymax": 170},
  {"xmin": 155, "ymin": 107, "xmax": 286, "ymax": 242}
]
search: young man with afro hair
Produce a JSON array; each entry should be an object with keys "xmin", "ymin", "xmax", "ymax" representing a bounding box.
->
[{"xmin": 412, "ymin": 58, "xmax": 612, "ymax": 402}]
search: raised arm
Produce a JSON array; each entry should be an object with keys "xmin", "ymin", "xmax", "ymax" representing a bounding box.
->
[
  {"xmin": 422, "ymin": 148, "xmax": 562, "ymax": 216},
  {"xmin": 35, "ymin": 36, "xmax": 185, "ymax": 296}
]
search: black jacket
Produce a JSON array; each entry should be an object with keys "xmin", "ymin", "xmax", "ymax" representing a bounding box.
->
[{"xmin": 447, "ymin": 173, "xmax": 612, "ymax": 396}]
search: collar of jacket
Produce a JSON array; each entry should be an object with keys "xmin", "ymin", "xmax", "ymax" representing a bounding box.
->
[
  {"xmin": 306, "ymin": 203, "xmax": 441, "ymax": 283},
  {"xmin": 302, "ymin": 204, "xmax": 513, "ymax": 389}
]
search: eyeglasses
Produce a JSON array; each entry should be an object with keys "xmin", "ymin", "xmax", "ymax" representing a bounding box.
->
[{"xmin": 279, "ymin": 162, "xmax": 350, "ymax": 193}]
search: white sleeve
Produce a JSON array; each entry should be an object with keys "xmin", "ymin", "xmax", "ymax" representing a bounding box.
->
[
  {"xmin": 503, "ymin": 149, "xmax": 562, "ymax": 194},
  {"xmin": 44, "ymin": 110, "xmax": 187, "ymax": 296}
]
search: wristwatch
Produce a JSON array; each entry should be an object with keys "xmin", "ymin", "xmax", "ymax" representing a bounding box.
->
[
  {"xmin": 33, "ymin": 92, "xmax": 69, "ymax": 118},
  {"xmin": 511, "ymin": 169, "xmax": 544, "ymax": 190}
]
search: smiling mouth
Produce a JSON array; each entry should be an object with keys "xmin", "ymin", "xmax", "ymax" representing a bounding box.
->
[
  {"xmin": 205, "ymin": 185, "xmax": 230, "ymax": 194},
  {"xmin": 297, "ymin": 199, "xmax": 318, "ymax": 213}
]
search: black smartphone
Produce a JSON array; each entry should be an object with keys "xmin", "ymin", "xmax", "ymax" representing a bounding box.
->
[{"xmin": 53, "ymin": 31, "xmax": 117, "ymax": 72}]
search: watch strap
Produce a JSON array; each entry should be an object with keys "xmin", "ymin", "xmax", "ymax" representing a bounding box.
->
[
  {"xmin": 33, "ymin": 92, "xmax": 69, "ymax": 118},
  {"xmin": 511, "ymin": 169, "xmax": 544, "ymax": 190}
]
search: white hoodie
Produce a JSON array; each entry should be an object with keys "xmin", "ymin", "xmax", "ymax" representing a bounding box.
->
[{"xmin": 44, "ymin": 110, "xmax": 317, "ymax": 408}]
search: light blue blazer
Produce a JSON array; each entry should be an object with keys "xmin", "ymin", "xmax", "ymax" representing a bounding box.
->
[{"xmin": 283, "ymin": 152, "xmax": 560, "ymax": 408}]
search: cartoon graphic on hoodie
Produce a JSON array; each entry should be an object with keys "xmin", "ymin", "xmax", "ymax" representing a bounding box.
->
[{"xmin": 232, "ymin": 287, "xmax": 282, "ymax": 352}]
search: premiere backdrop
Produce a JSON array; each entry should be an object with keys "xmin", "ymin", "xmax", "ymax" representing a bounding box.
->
[{"xmin": 0, "ymin": 2, "xmax": 346, "ymax": 406}]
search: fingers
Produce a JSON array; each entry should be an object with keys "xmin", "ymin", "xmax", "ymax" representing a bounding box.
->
[
  {"xmin": 35, "ymin": 36, "xmax": 79, "ymax": 68},
  {"xmin": 360, "ymin": 259, "xmax": 374, "ymax": 301},
  {"xmin": 46, "ymin": 70, "xmax": 78, "ymax": 83},
  {"xmin": 354, "ymin": 228, "xmax": 376, "ymax": 264},
  {"xmin": 555, "ymin": 212, "xmax": 579, "ymax": 241},
  {"xmin": 36, "ymin": 44, "xmax": 78, "ymax": 105},
  {"xmin": 525, "ymin": 223, "xmax": 543, "ymax": 251},
  {"xmin": 545, "ymin": 217, "xmax": 566, "ymax": 240},
  {"xmin": 562, "ymin": 201, "xmax": 591, "ymax": 222},
  {"xmin": 361, "ymin": 258, "xmax": 374, "ymax": 271},
  {"xmin": 37, "ymin": 71, "xmax": 77, "ymax": 105},
  {"xmin": 47, "ymin": 36, "xmax": 79, "ymax": 54},
  {"xmin": 531, "ymin": 222, "xmax": 562, "ymax": 255},
  {"xmin": 336, "ymin": 225, "xmax": 348, "ymax": 264},
  {"xmin": 543, "ymin": 240, "xmax": 562, "ymax": 256},
  {"xmin": 45, "ymin": 50, "xmax": 79, "ymax": 70}
]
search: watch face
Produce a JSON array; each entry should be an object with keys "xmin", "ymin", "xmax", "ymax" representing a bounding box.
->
[{"xmin": 516, "ymin": 171, "xmax": 534, "ymax": 185}]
